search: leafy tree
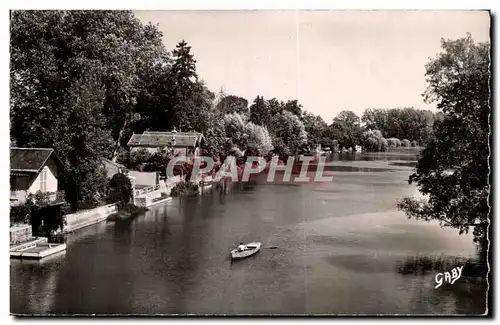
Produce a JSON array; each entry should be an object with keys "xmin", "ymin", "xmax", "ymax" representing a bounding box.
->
[
  {"xmin": 301, "ymin": 112, "xmax": 329, "ymax": 151},
  {"xmin": 361, "ymin": 130, "xmax": 388, "ymax": 152},
  {"xmin": 127, "ymin": 148, "xmax": 153, "ymax": 170},
  {"xmin": 397, "ymin": 34, "xmax": 490, "ymax": 262},
  {"xmin": 222, "ymin": 112, "xmax": 273, "ymax": 156},
  {"xmin": 107, "ymin": 173, "xmax": 133, "ymax": 205},
  {"xmin": 266, "ymin": 98, "xmax": 284, "ymax": 116},
  {"xmin": 249, "ymin": 96, "xmax": 270, "ymax": 126},
  {"xmin": 283, "ymin": 100, "xmax": 303, "ymax": 117},
  {"xmin": 362, "ymin": 109, "xmax": 388, "ymax": 132},
  {"xmin": 10, "ymin": 10, "xmax": 170, "ymax": 161},
  {"xmin": 10, "ymin": 10, "xmax": 170, "ymax": 208},
  {"xmin": 361, "ymin": 107, "xmax": 436, "ymax": 146},
  {"xmin": 200, "ymin": 110, "xmax": 230, "ymax": 159},
  {"xmin": 268, "ymin": 111, "xmax": 307, "ymax": 158},
  {"xmin": 330, "ymin": 110, "xmax": 362, "ymax": 151},
  {"xmin": 244, "ymin": 122, "xmax": 274, "ymax": 156},
  {"xmin": 216, "ymin": 95, "xmax": 249, "ymax": 115},
  {"xmin": 223, "ymin": 113, "xmax": 247, "ymax": 150}
]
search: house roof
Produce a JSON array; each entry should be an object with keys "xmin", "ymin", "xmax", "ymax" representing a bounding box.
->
[
  {"xmin": 127, "ymin": 131, "xmax": 205, "ymax": 148},
  {"xmin": 10, "ymin": 148, "xmax": 64, "ymax": 173}
]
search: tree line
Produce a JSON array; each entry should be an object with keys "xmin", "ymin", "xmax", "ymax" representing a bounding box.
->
[{"xmin": 10, "ymin": 10, "xmax": 441, "ymax": 209}]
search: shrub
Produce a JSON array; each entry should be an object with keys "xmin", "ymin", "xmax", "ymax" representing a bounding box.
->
[
  {"xmin": 401, "ymin": 139, "xmax": 411, "ymax": 147},
  {"xmin": 107, "ymin": 173, "xmax": 132, "ymax": 205},
  {"xmin": 411, "ymin": 140, "xmax": 419, "ymax": 147},
  {"xmin": 387, "ymin": 137, "xmax": 402, "ymax": 148},
  {"xmin": 30, "ymin": 205, "xmax": 66, "ymax": 239},
  {"xmin": 380, "ymin": 137, "xmax": 388, "ymax": 151},
  {"xmin": 10, "ymin": 203, "xmax": 35, "ymax": 226},
  {"xmin": 128, "ymin": 149, "xmax": 152, "ymax": 170},
  {"xmin": 170, "ymin": 182, "xmax": 199, "ymax": 197}
]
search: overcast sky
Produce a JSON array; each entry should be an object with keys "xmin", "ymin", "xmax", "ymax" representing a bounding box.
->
[{"xmin": 135, "ymin": 10, "xmax": 490, "ymax": 122}]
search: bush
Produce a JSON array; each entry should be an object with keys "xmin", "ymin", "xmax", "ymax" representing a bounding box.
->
[
  {"xmin": 10, "ymin": 203, "xmax": 35, "ymax": 226},
  {"xmin": 107, "ymin": 203, "xmax": 148, "ymax": 221},
  {"xmin": 63, "ymin": 164, "xmax": 108, "ymax": 211},
  {"xmin": 107, "ymin": 173, "xmax": 132, "ymax": 205},
  {"xmin": 170, "ymin": 182, "xmax": 199, "ymax": 197},
  {"xmin": 380, "ymin": 137, "xmax": 388, "ymax": 151},
  {"xmin": 128, "ymin": 149, "xmax": 152, "ymax": 170},
  {"xmin": 387, "ymin": 137, "xmax": 402, "ymax": 148},
  {"xmin": 411, "ymin": 140, "xmax": 419, "ymax": 147},
  {"xmin": 30, "ymin": 205, "xmax": 66, "ymax": 239},
  {"xmin": 401, "ymin": 139, "xmax": 411, "ymax": 147}
]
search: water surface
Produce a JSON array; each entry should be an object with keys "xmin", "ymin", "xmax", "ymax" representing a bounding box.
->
[{"xmin": 10, "ymin": 154, "xmax": 486, "ymax": 315}]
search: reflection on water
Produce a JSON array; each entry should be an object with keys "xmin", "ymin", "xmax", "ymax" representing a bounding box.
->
[
  {"xmin": 395, "ymin": 255, "xmax": 487, "ymax": 315},
  {"xmin": 328, "ymin": 150, "xmax": 420, "ymax": 162},
  {"xmin": 10, "ymin": 158, "xmax": 486, "ymax": 315}
]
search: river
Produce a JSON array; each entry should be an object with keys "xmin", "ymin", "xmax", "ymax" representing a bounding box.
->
[{"xmin": 10, "ymin": 152, "xmax": 487, "ymax": 315}]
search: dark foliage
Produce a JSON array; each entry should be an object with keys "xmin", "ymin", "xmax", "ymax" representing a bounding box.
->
[{"xmin": 107, "ymin": 173, "xmax": 132, "ymax": 205}]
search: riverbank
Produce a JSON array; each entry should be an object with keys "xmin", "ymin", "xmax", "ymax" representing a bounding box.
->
[
  {"xmin": 11, "ymin": 154, "xmax": 486, "ymax": 315},
  {"xmin": 106, "ymin": 204, "xmax": 149, "ymax": 222}
]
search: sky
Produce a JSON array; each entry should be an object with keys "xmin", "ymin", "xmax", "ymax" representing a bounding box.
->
[{"xmin": 135, "ymin": 10, "xmax": 490, "ymax": 122}]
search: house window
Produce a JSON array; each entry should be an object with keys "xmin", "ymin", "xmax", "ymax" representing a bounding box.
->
[{"xmin": 40, "ymin": 166, "xmax": 48, "ymax": 192}]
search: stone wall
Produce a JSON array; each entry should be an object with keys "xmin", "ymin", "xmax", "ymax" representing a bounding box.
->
[
  {"xmin": 135, "ymin": 190, "xmax": 163, "ymax": 207},
  {"xmin": 128, "ymin": 171, "xmax": 158, "ymax": 188},
  {"xmin": 63, "ymin": 204, "xmax": 117, "ymax": 233},
  {"xmin": 10, "ymin": 224, "xmax": 32, "ymax": 245}
]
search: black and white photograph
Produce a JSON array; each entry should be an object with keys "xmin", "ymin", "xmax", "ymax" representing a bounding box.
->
[{"xmin": 8, "ymin": 7, "xmax": 491, "ymax": 316}]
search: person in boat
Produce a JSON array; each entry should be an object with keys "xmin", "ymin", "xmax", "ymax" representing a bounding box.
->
[{"xmin": 237, "ymin": 243, "xmax": 247, "ymax": 252}]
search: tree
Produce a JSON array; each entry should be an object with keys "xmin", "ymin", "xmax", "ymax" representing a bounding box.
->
[
  {"xmin": 216, "ymin": 95, "xmax": 249, "ymax": 115},
  {"xmin": 362, "ymin": 109, "xmax": 388, "ymax": 132},
  {"xmin": 107, "ymin": 173, "xmax": 133, "ymax": 205},
  {"xmin": 10, "ymin": 10, "xmax": 170, "ymax": 161},
  {"xmin": 221, "ymin": 112, "xmax": 273, "ymax": 156},
  {"xmin": 200, "ymin": 110, "xmax": 229, "ymax": 159},
  {"xmin": 268, "ymin": 111, "xmax": 307, "ymax": 158},
  {"xmin": 283, "ymin": 100, "xmax": 303, "ymax": 117},
  {"xmin": 361, "ymin": 130, "xmax": 388, "ymax": 152},
  {"xmin": 10, "ymin": 10, "xmax": 173, "ymax": 209},
  {"xmin": 330, "ymin": 110, "xmax": 362, "ymax": 151},
  {"xmin": 302, "ymin": 112, "xmax": 329, "ymax": 151},
  {"xmin": 244, "ymin": 122, "xmax": 274, "ymax": 156},
  {"xmin": 127, "ymin": 148, "xmax": 153, "ymax": 170},
  {"xmin": 11, "ymin": 58, "xmax": 113, "ymax": 209},
  {"xmin": 362, "ymin": 107, "xmax": 437, "ymax": 146},
  {"xmin": 166, "ymin": 40, "xmax": 214, "ymax": 132},
  {"xmin": 397, "ymin": 34, "xmax": 490, "ymax": 262},
  {"xmin": 249, "ymin": 96, "xmax": 270, "ymax": 126}
]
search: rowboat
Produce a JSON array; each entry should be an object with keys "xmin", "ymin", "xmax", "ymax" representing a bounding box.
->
[{"xmin": 230, "ymin": 242, "xmax": 261, "ymax": 260}]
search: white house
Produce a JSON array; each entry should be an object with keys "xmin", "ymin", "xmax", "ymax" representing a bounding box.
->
[{"xmin": 10, "ymin": 148, "xmax": 65, "ymax": 206}]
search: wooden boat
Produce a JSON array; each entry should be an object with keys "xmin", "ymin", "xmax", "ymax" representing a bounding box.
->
[{"xmin": 230, "ymin": 242, "xmax": 261, "ymax": 260}]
